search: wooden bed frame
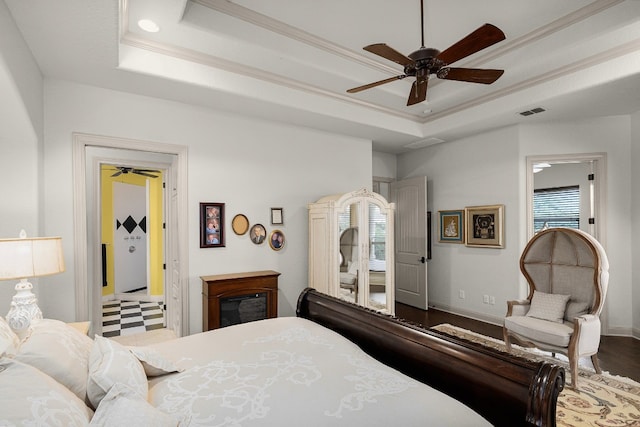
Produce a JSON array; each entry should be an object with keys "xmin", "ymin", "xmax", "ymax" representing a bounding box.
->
[{"xmin": 296, "ymin": 288, "xmax": 564, "ymax": 427}]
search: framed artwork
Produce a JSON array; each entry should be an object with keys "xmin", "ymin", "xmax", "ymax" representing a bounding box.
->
[
  {"xmin": 465, "ymin": 204, "xmax": 505, "ymax": 248},
  {"xmin": 250, "ymin": 223, "xmax": 267, "ymax": 245},
  {"xmin": 269, "ymin": 229, "xmax": 285, "ymax": 251},
  {"xmin": 200, "ymin": 202, "xmax": 225, "ymax": 248},
  {"xmin": 231, "ymin": 214, "xmax": 249, "ymax": 235},
  {"xmin": 439, "ymin": 210, "xmax": 465, "ymax": 243},
  {"xmin": 271, "ymin": 207, "xmax": 283, "ymax": 225}
]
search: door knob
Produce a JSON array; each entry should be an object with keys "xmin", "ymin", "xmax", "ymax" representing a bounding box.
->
[{"xmin": 420, "ymin": 256, "xmax": 426, "ymax": 263}]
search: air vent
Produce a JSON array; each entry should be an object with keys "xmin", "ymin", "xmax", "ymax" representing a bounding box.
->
[
  {"xmin": 519, "ymin": 107, "xmax": 546, "ymax": 117},
  {"xmin": 404, "ymin": 137, "xmax": 445, "ymax": 149}
]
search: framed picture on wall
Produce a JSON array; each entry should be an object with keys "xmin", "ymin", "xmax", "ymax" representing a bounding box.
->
[
  {"xmin": 464, "ymin": 204, "xmax": 504, "ymax": 248},
  {"xmin": 269, "ymin": 230, "xmax": 285, "ymax": 251},
  {"xmin": 200, "ymin": 202, "xmax": 225, "ymax": 248},
  {"xmin": 438, "ymin": 210, "xmax": 465, "ymax": 243},
  {"xmin": 270, "ymin": 207, "xmax": 284, "ymax": 225}
]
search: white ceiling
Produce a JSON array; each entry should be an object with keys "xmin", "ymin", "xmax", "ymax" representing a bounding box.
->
[{"xmin": 5, "ymin": 0, "xmax": 640, "ymax": 152}]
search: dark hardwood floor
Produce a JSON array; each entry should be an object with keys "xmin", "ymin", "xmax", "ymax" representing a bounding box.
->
[{"xmin": 395, "ymin": 302, "xmax": 640, "ymax": 383}]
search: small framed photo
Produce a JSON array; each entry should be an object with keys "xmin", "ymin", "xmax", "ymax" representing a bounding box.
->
[
  {"xmin": 200, "ymin": 202, "xmax": 225, "ymax": 248},
  {"xmin": 269, "ymin": 229, "xmax": 285, "ymax": 251},
  {"xmin": 271, "ymin": 207, "xmax": 283, "ymax": 225},
  {"xmin": 250, "ymin": 223, "xmax": 267, "ymax": 245},
  {"xmin": 439, "ymin": 210, "xmax": 465, "ymax": 244},
  {"xmin": 465, "ymin": 204, "xmax": 505, "ymax": 248}
]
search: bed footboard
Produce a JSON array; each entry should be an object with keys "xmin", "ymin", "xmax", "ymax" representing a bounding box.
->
[{"xmin": 296, "ymin": 288, "xmax": 564, "ymax": 427}]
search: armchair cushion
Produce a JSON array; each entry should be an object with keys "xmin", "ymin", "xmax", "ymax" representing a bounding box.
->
[
  {"xmin": 525, "ymin": 291, "xmax": 570, "ymax": 323},
  {"xmin": 504, "ymin": 316, "xmax": 573, "ymax": 347}
]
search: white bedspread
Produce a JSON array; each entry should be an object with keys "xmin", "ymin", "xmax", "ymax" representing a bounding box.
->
[{"xmin": 147, "ymin": 317, "xmax": 489, "ymax": 426}]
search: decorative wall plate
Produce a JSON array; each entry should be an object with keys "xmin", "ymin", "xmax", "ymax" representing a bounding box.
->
[{"xmin": 232, "ymin": 214, "xmax": 249, "ymax": 235}]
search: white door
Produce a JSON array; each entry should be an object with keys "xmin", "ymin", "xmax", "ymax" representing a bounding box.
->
[
  {"xmin": 113, "ymin": 181, "xmax": 149, "ymax": 294},
  {"xmin": 391, "ymin": 176, "xmax": 428, "ymax": 309}
]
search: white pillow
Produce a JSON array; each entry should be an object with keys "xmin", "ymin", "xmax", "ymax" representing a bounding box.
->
[
  {"xmin": 128, "ymin": 346, "xmax": 183, "ymax": 377},
  {"xmin": 0, "ymin": 358, "xmax": 93, "ymax": 426},
  {"xmin": 14, "ymin": 318, "xmax": 93, "ymax": 400},
  {"xmin": 89, "ymin": 382, "xmax": 178, "ymax": 427},
  {"xmin": 526, "ymin": 291, "xmax": 571, "ymax": 323},
  {"xmin": 87, "ymin": 335, "xmax": 148, "ymax": 409},
  {"xmin": 347, "ymin": 260, "xmax": 359, "ymax": 275},
  {"xmin": 0, "ymin": 316, "xmax": 20, "ymax": 357}
]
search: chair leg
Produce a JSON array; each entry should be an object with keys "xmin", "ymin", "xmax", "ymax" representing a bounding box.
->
[
  {"xmin": 503, "ymin": 329, "xmax": 512, "ymax": 352},
  {"xmin": 591, "ymin": 354, "xmax": 602, "ymax": 374},
  {"xmin": 569, "ymin": 356, "xmax": 578, "ymax": 389}
]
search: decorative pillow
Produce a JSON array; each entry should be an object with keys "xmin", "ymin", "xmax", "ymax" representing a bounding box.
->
[
  {"xmin": 14, "ymin": 318, "xmax": 93, "ymax": 400},
  {"xmin": 347, "ymin": 260, "xmax": 359, "ymax": 275},
  {"xmin": 0, "ymin": 316, "xmax": 20, "ymax": 357},
  {"xmin": 526, "ymin": 291, "xmax": 571, "ymax": 323},
  {"xmin": 89, "ymin": 382, "xmax": 177, "ymax": 427},
  {"xmin": 565, "ymin": 301, "xmax": 590, "ymax": 320},
  {"xmin": 87, "ymin": 335, "xmax": 148, "ymax": 409},
  {"xmin": 0, "ymin": 358, "xmax": 93, "ymax": 426},
  {"xmin": 128, "ymin": 346, "xmax": 183, "ymax": 377}
]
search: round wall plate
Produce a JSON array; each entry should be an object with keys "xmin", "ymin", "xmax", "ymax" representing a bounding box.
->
[{"xmin": 231, "ymin": 214, "xmax": 249, "ymax": 235}]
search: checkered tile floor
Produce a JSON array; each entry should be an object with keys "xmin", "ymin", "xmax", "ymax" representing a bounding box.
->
[{"xmin": 102, "ymin": 300, "xmax": 165, "ymax": 338}]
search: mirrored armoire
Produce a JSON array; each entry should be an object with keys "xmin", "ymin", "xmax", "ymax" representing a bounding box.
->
[{"xmin": 308, "ymin": 188, "xmax": 395, "ymax": 314}]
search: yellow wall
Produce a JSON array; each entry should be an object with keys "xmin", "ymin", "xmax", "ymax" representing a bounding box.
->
[{"xmin": 101, "ymin": 166, "xmax": 164, "ymax": 297}]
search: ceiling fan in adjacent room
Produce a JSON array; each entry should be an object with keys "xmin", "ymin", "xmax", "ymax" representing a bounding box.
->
[
  {"xmin": 347, "ymin": 0, "xmax": 506, "ymax": 106},
  {"xmin": 109, "ymin": 166, "xmax": 161, "ymax": 178}
]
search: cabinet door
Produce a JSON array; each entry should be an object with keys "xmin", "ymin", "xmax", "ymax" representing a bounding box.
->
[
  {"xmin": 337, "ymin": 200, "xmax": 361, "ymax": 305},
  {"xmin": 365, "ymin": 199, "xmax": 393, "ymax": 314}
]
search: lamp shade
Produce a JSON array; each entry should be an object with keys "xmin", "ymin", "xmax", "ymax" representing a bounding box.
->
[{"xmin": 0, "ymin": 235, "xmax": 65, "ymax": 280}]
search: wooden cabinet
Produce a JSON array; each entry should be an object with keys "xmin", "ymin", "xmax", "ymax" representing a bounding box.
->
[
  {"xmin": 201, "ymin": 270, "xmax": 279, "ymax": 331},
  {"xmin": 308, "ymin": 188, "xmax": 395, "ymax": 314}
]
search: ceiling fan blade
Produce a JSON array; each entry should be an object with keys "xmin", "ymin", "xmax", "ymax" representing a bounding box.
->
[
  {"xmin": 111, "ymin": 171, "xmax": 123, "ymax": 177},
  {"xmin": 132, "ymin": 169, "xmax": 161, "ymax": 173},
  {"xmin": 438, "ymin": 67, "xmax": 504, "ymax": 84},
  {"xmin": 364, "ymin": 43, "xmax": 413, "ymax": 67},
  {"xmin": 347, "ymin": 75, "xmax": 407, "ymax": 93},
  {"xmin": 136, "ymin": 172, "xmax": 159, "ymax": 178},
  {"xmin": 436, "ymin": 24, "xmax": 505, "ymax": 65},
  {"xmin": 406, "ymin": 78, "xmax": 428, "ymax": 106}
]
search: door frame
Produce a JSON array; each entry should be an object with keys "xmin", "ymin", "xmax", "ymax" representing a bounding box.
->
[{"xmin": 72, "ymin": 133, "xmax": 189, "ymax": 336}]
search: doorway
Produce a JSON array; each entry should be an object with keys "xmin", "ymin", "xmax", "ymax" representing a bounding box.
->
[{"xmin": 72, "ymin": 133, "xmax": 189, "ymax": 338}]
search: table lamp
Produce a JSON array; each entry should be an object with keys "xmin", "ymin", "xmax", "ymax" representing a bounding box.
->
[{"xmin": 0, "ymin": 230, "xmax": 64, "ymax": 337}]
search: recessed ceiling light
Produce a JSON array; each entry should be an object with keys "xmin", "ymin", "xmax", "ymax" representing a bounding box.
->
[{"xmin": 138, "ymin": 19, "xmax": 160, "ymax": 33}]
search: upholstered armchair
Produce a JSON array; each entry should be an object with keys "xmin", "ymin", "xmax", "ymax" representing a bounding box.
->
[
  {"xmin": 339, "ymin": 227, "xmax": 359, "ymax": 294},
  {"xmin": 503, "ymin": 227, "xmax": 609, "ymax": 388}
]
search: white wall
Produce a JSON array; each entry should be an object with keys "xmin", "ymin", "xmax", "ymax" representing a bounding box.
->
[
  {"xmin": 372, "ymin": 151, "xmax": 396, "ymax": 180},
  {"xmin": 38, "ymin": 79, "xmax": 372, "ymax": 333},
  {"xmin": 0, "ymin": 1, "xmax": 43, "ymax": 307},
  {"xmin": 397, "ymin": 117, "xmax": 635, "ymax": 335},
  {"xmin": 398, "ymin": 126, "xmax": 522, "ymax": 323},
  {"xmin": 632, "ymin": 111, "xmax": 640, "ymax": 337}
]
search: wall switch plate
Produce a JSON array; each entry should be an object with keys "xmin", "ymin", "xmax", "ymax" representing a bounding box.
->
[
  {"xmin": 459, "ymin": 290, "xmax": 465, "ymax": 299},
  {"xmin": 490, "ymin": 296, "xmax": 496, "ymax": 305},
  {"xmin": 483, "ymin": 294, "xmax": 489, "ymax": 304}
]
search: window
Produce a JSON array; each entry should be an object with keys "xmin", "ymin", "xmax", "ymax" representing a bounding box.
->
[
  {"xmin": 369, "ymin": 203, "xmax": 386, "ymax": 271},
  {"xmin": 533, "ymin": 185, "xmax": 580, "ymax": 232}
]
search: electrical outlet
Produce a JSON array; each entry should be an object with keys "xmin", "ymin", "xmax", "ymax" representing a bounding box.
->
[
  {"xmin": 459, "ymin": 290, "xmax": 465, "ymax": 299},
  {"xmin": 483, "ymin": 294, "xmax": 489, "ymax": 304},
  {"xmin": 490, "ymin": 296, "xmax": 496, "ymax": 305}
]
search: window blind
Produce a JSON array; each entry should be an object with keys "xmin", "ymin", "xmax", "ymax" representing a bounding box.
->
[{"xmin": 533, "ymin": 185, "xmax": 580, "ymax": 232}]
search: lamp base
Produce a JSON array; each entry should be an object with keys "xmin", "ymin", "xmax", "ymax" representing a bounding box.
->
[{"xmin": 7, "ymin": 278, "xmax": 43, "ymax": 338}]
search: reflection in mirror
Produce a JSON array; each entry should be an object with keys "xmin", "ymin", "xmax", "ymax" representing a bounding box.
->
[
  {"xmin": 527, "ymin": 154, "xmax": 604, "ymax": 240},
  {"xmin": 368, "ymin": 202, "xmax": 387, "ymax": 311},
  {"xmin": 338, "ymin": 203, "xmax": 359, "ymax": 304}
]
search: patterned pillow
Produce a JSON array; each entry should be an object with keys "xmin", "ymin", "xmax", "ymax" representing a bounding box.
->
[
  {"xmin": 14, "ymin": 318, "xmax": 93, "ymax": 400},
  {"xmin": 526, "ymin": 291, "xmax": 571, "ymax": 323},
  {"xmin": 0, "ymin": 316, "xmax": 21, "ymax": 357},
  {"xmin": 0, "ymin": 358, "xmax": 93, "ymax": 426},
  {"xmin": 128, "ymin": 346, "xmax": 183, "ymax": 377},
  {"xmin": 87, "ymin": 336, "xmax": 148, "ymax": 410},
  {"xmin": 89, "ymin": 382, "xmax": 178, "ymax": 427}
]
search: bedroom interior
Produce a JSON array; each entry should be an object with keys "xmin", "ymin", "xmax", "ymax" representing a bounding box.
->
[{"xmin": 1, "ymin": 0, "xmax": 640, "ymax": 425}]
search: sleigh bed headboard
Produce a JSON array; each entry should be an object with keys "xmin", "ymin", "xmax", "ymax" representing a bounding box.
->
[{"xmin": 296, "ymin": 288, "xmax": 564, "ymax": 427}]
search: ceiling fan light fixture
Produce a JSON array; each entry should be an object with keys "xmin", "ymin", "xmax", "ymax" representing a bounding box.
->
[{"xmin": 138, "ymin": 19, "xmax": 160, "ymax": 33}]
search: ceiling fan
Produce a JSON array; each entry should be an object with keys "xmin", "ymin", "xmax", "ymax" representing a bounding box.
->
[
  {"xmin": 109, "ymin": 166, "xmax": 161, "ymax": 178},
  {"xmin": 347, "ymin": 0, "xmax": 506, "ymax": 106}
]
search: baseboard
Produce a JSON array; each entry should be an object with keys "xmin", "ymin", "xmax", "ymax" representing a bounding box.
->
[
  {"xmin": 428, "ymin": 303, "xmax": 504, "ymax": 327},
  {"xmin": 114, "ymin": 293, "xmax": 164, "ymax": 303}
]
